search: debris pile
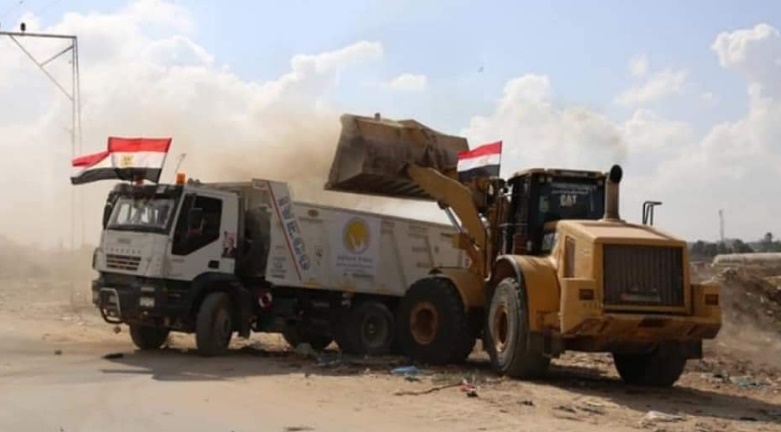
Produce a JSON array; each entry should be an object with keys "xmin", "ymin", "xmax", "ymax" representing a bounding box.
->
[{"xmin": 707, "ymin": 268, "xmax": 781, "ymax": 334}]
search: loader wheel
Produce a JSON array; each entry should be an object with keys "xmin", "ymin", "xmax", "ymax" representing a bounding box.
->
[
  {"xmin": 282, "ymin": 325, "xmax": 333, "ymax": 351},
  {"xmin": 612, "ymin": 343, "xmax": 687, "ymax": 387},
  {"xmin": 129, "ymin": 324, "xmax": 169, "ymax": 350},
  {"xmin": 333, "ymin": 301, "xmax": 395, "ymax": 356},
  {"xmin": 195, "ymin": 292, "xmax": 233, "ymax": 357},
  {"xmin": 485, "ymin": 277, "xmax": 550, "ymax": 379},
  {"xmin": 397, "ymin": 277, "xmax": 474, "ymax": 365}
]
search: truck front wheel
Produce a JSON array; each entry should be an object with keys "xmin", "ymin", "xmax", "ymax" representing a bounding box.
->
[
  {"xmin": 396, "ymin": 278, "xmax": 474, "ymax": 365},
  {"xmin": 129, "ymin": 324, "xmax": 169, "ymax": 350},
  {"xmin": 613, "ymin": 343, "xmax": 687, "ymax": 387},
  {"xmin": 195, "ymin": 292, "xmax": 234, "ymax": 357},
  {"xmin": 485, "ymin": 277, "xmax": 550, "ymax": 379}
]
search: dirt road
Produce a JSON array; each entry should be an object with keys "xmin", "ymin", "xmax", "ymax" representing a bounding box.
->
[
  {"xmin": 2, "ymin": 303, "xmax": 780, "ymax": 432},
  {"xmin": 1, "ymin": 270, "xmax": 781, "ymax": 432}
]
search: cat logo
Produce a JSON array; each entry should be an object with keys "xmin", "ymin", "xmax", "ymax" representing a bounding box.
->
[
  {"xmin": 119, "ymin": 154, "xmax": 134, "ymax": 168},
  {"xmin": 342, "ymin": 217, "xmax": 370, "ymax": 255}
]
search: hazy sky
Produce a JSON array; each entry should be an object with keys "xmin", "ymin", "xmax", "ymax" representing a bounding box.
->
[{"xmin": 1, "ymin": 0, "xmax": 779, "ymax": 247}]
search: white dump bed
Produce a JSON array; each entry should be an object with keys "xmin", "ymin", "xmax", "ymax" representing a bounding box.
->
[{"xmin": 219, "ymin": 179, "xmax": 466, "ymax": 297}]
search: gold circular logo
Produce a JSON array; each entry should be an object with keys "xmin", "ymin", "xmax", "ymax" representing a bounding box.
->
[{"xmin": 343, "ymin": 218, "xmax": 370, "ymax": 254}]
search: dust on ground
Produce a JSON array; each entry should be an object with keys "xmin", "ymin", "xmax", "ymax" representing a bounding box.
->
[{"xmin": 2, "ymin": 244, "xmax": 781, "ymax": 431}]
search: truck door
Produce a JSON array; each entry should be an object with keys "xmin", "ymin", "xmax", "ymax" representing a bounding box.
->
[{"xmin": 166, "ymin": 191, "xmax": 239, "ymax": 280}]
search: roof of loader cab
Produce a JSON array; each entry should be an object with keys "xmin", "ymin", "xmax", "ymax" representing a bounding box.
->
[{"xmin": 508, "ymin": 167, "xmax": 607, "ymax": 182}]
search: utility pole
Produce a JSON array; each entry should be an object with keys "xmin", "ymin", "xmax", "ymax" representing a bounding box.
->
[
  {"xmin": 0, "ymin": 24, "xmax": 83, "ymax": 252},
  {"xmin": 719, "ymin": 209, "xmax": 725, "ymax": 243}
]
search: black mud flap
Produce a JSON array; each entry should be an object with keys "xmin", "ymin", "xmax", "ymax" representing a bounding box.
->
[{"xmin": 98, "ymin": 288, "xmax": 124, "ymax": 324}]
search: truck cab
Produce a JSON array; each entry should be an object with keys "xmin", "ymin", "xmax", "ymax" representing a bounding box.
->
[{"xmin": 92, "ymin": 181, "xmax": 241, "ymax": 350}]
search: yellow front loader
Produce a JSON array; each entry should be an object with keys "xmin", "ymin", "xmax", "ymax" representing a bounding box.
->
[{"xmin": 326, "ymin": 112, "xmax": 722, "ymax": 387}]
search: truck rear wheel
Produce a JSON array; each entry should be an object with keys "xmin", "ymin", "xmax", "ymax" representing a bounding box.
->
[
  {"xmin": 613, "ymin": 343, "xmax": 687, "ymax": 387},
  {"xmin": 333, "ymin": 301, "xmax": 395, "ymax": 356},
  {"xmin": 195, "ymin": 292, "xmax": 233, "ymax": 357},
  {"xmin": 396, "ymin": 277, "xmax": 473, "ymax": 365},
  {"xmin": 129, "ymin": 324, "xmax": 169, "ymax": 350},
  {"xmin": 485, "ymin": 277, "xmax": 550, "ymax": 379}
]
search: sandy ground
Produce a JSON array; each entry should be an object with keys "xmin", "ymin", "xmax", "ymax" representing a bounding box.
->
[{"xmin": 1, "ymin": 276, "xmax": 781, "ymax": 432}]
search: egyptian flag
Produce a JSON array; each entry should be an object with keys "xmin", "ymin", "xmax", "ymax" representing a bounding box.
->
[
  {"xmin": 457, "ymin": 140, "xmax": 502, "ymax": 182},
  {"xmin": 70, "ymin": 137, "xmax": 172, "ymax": 185}
]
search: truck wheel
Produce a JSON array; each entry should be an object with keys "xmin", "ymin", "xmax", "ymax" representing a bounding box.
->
[
  {"xmin": 613, "ymin": 343, "xmax": 687, "ymax": 387},
  {"xmin": 485, "ymin": 277, "xmax": 550, "ymax": 379},
  {"xmin": 348, "ymin": 301, "xmax": 395, "ymax": 356},
  {"xmin": 396, "ymin": 277, "xmax": 473, "ymax": 365},
  {"xmin": 129, "ymin": 324, "xmax": 169, "ymax": 350},
  {"xmin": 195, "ymin": 292, "xmax": 234, "ymax": 357},
  {"xmin": 282, "ymin": 326, "xmax": 333, "ymax": 351}
]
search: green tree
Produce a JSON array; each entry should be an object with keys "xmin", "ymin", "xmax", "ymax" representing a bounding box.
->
[{"xmin": 732, "ymin": 239, "xmax": 754, "ymax": 253}]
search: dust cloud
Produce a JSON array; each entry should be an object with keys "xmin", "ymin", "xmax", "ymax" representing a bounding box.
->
[{"xmin": 698, "ymin": 266, "xmax": 781, "ymax": 369}]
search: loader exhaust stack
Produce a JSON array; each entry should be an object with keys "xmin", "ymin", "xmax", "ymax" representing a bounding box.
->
[
  {"xmin": 603, "ymin": 164, "xmax": 623, "ymax": 221},
  {"xmin": 325, "ymin": 113, "xmax": 469, "ymax": 201}
]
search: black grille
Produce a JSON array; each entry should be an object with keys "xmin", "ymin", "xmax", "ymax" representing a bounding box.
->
[{"xmin": 602, "ymin": 244, "xmax": 684, "ymax": 307}]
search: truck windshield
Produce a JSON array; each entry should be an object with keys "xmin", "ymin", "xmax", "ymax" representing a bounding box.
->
[{"xmin": 107, "ymin": 196, "xmax": 176, "ymax": 232}]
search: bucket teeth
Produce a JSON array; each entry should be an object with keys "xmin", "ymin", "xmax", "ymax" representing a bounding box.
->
[{"xmin": 325, "ymin": 113, "xmax": 469, "ymax": 200}]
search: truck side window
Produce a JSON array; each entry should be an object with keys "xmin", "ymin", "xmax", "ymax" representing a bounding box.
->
[{"xmin": 172, "ymin": 195, "xmax": 222, "ymax": 256}]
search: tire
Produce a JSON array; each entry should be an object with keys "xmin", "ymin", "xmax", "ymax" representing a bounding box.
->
[
  {"xmin": 195, "ymin": 292, "xmax": 234, "ymax": 357},
  {"xmin": 282, "ymin": 325, "xmax": 333, "ymax": 351},
  {"xmin": 613, "ymin": 343, "xmax": 687, "ymax": 387},
  {"xmin": 346, "ymin": 300, "xmax": 396, "ymax": 356},
  {"xmin": 485, "ymin": 277, "xmax": 550, "ymax": 379},
  {"xmin": 129, "ymin": 324, "xmax": 169, "ymax": 350},
  {"xmin": 396, "ymin": 277, "xmax": 473, "ymax": 365}
]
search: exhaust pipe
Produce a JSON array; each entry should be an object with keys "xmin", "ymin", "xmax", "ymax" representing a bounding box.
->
[{"xmin": 603, "ymin": 164, "xmax": 623, "ymax": 221}]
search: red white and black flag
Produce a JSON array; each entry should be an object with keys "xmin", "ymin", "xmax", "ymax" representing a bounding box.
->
[
  {"xmin": 457, "ymin": 140, "xmax": 502, "ymax": 182},
  {"xmin": 70, "ymin": 137, "xmax": 172, "ymax": 185}
]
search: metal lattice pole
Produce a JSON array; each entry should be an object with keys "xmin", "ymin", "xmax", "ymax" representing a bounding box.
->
[{"xmin": 0, "ymin": 29, "xmax": 83, "ymax": 252}]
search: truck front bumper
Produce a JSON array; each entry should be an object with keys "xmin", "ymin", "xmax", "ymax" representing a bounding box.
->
[{"xmin": 92, "ymin": 275, "xmax": 190, "ymax": 327}]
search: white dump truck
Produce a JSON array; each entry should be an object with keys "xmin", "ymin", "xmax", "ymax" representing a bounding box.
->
[{"xmin": 90, "ymin": 175, "xmax": 467, "ymax": 356}]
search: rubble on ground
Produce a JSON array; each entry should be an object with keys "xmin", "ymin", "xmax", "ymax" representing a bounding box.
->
[{"xmin": 706, "ymin": 268, "xmax": 781, "ymax": 334}]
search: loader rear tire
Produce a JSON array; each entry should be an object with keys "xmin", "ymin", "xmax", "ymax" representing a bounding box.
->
[
  {"xmin": 195, "ymin": 292, "xmax": 233, "ymax": 357},
  {"xmin": 613, "ymin": 343, "xmax": 687, "ymax": 387},
  {"xmin": 485, "ymin": 277, "xmax": 550, "ymax": 379},
  {"xmin": 396, "ymin": 277, "xmax": 474, "ymax": 365},
  {"xmin": 129, "ymin": 324, "xmax": 169, "ymax": 350}
]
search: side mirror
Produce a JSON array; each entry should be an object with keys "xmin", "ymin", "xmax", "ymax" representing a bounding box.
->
[
  {"xmin": 188, "ymin": 208, "xmax": 204, "ymax": 230},
  {"xmin": 102, "ymin": 192, "xmax": 118, "ymax": 228}
]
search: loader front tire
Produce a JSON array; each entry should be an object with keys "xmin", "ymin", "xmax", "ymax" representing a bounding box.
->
[
  {"xmin": 397, "ymin": 277, "xmax": 473, "ymax": 365},
  {"xmin": 195, "ymin": 292, "xmax": 233, "ymax": 357},
  {"xmin": 129, "ymin": 324, "xmax": 169, "ymax": 350},
  {"xmin": 613, "ymin": 343, "xmax": 687, "ymax": 387},
  {"xmin": 485, "ymin": 277, "xmax": 550, "ymax": 379}
]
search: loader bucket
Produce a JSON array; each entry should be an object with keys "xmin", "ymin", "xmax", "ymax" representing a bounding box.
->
[{"xmin": 325, "ymin": 113, "xmax": 469, "ymax": 200}]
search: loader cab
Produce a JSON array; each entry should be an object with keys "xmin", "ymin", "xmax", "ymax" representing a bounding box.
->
[{"xmin": 502, "ymin": 168, "xmax": 606, "ymax": 255}]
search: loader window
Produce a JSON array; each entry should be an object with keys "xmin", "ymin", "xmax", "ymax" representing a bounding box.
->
[
  {"xmin": 541, "ymin": 231, "xmax": 558, "ymax": 254},
  {"xmin": 172, "ymin": 195, "xmax": 223, "ymax": 255}
]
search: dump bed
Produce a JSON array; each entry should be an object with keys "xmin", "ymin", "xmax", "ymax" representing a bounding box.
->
[{"xmin": 212, "ymin": 179, "xmax": 466, "ymax": 297}]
